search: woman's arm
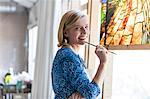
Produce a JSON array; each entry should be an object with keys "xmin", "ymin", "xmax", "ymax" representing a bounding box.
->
[
  {"xmin": 93, "ymin": 45, "xmax": 108, "ymax": 86},
  {"xmin": 62, "ymin": 57, "xmax": 100, "ymax": 99},
  {"xmin": 68, "ymin": 45, "xmax": 108, "ymax": 99},
  {"xmin": 62, "ymin": 45, "xmax": 108, "ymax": 98}
]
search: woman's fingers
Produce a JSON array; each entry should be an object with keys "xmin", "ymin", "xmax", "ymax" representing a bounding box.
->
[
  {"xmin": 74, "ymin": 92, "xmax": 83, "ymax": 99},
  {"xmin": 95, "ymin": 45, "xmax": 108, "ymax": 63},
  {"xmin": 95, "ymin": 45, "xmax": 108, "ymax": 55},
  {"xmin": 68, "ymin": 92, "xmax": 84, "ymax": 99}
]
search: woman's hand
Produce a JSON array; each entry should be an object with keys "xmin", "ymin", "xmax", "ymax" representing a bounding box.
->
[
  {"xmin": 95, "ymin": 45, "xmax": 108, "ymax": 63},
  {"xmin": 68, "ymin": 92, "xmax": 84, "ymax": 99}
]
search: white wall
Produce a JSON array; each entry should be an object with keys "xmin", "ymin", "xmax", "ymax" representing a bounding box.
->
[{"xmin": 0, "ymin": 12, "xmax": 28, "ymax": 83}]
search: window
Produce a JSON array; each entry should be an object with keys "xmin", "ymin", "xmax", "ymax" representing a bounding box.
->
[
  {"xmin": 111, "ymin": 50, "xmax": 150, "ymax": 99},
  {"xmin": 87, "ymin": 0, "xmax": 150, "ymax": 98},
  {"xmin": 28, "ymin": 26, "xmax": 38, "ymax": 80}
]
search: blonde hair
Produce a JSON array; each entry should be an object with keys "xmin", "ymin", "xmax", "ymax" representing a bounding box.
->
[{"xmin": 57, "ymin": 10, "xmax": 86, "ymax": 47}]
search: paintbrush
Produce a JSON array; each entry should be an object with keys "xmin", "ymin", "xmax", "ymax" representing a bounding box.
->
[{"xmin": 85, "ymin": 41, "xmax": 117, "ymax": 55}]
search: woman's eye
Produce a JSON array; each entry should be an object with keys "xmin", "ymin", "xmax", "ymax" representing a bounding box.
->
[
  {"xmin": 75, "ymin": 27, "xmax": 81, "ymax": 30},
  {"xmin": 85, "ymin": 26, "xmax": 88, "ymax": 29}
]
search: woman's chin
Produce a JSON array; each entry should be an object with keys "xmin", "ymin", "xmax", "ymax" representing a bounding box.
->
[{"xmin": 79, "ymin": 40, "xmax": 86, "ymax": 45}]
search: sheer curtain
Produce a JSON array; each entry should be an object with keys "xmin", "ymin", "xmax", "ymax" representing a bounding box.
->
[{"xmin": 31, "ymin": 0, "xmax": 60, "ymax": 99}]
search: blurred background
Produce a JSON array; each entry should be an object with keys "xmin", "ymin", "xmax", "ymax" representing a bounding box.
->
[{"xmin": 0, "ymin": 0, "xmax": 150, "ymax": 99}]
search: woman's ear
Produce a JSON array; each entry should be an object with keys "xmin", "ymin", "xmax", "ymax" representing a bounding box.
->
[{"xmin": 64, "ymin": 31, "xmax": 69, "ymax": 37}]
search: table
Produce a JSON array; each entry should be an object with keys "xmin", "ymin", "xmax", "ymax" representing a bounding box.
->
[{"xmin": 0, "ymin": 83, "xmax": 31, "ymax": 99}]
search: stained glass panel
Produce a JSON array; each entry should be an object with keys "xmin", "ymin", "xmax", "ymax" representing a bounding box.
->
[{"xmin": 100, "ymin": 0, "xmax": 150, "ymax": 46}]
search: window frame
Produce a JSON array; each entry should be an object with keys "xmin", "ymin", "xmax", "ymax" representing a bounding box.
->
[{"xmin": 88, "ymin": 0, "xmax": 150, "ymax": 99}]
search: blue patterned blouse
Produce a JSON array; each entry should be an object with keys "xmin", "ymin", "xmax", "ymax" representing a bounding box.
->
[{"xmin": 51, "ymin": 47, "xmax": 100, "ymax": 99}]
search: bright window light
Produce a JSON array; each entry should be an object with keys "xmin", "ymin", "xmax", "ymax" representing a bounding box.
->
[
  {"xmin": 112, "ymin": 50, "xmax": 150, "ymax": 99},
  {"xmin": 0, "ymin": 6, "xmax": 16, "ymax": 12},
  {"xmin": 28, "ymin": 26, "xmax": 38, "ymax": 80}
]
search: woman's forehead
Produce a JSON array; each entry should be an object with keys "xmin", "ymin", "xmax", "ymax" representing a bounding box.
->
[{"xmin": 73, "ymin": 17, "xmax": 89, "ymax": 25}]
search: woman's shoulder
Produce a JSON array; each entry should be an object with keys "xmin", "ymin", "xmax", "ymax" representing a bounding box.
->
[
  {"xmin": 54, "ymin": 47, "xmax": 79, "ymax": 62},
  {"xmin": 57, "ymin": 47, "xmax": 76, "ymax": 57},
  {"xmin": 58, "ymin": 47, "xmax": 71, "ymax": 54}
]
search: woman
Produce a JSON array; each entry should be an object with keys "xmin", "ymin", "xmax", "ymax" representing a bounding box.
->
[{"xmin": 51, "ymin": 10, "xmax": 108, "ymax": 99}]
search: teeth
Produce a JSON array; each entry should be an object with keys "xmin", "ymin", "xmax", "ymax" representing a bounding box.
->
[
  {"xmin": 79, "ymin": 38, "xmax": 85, "ymax": 40},
  {"xmin": 79, "ymin": 37, "xmax": 86, "ymax": 39}
]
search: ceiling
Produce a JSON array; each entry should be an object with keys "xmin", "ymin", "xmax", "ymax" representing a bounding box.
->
[
  {"xmin": 0, "ymin": 0, "xmax": 37, "ymax": 12},
  {"xmin": 0, "ymin": 0, "xmax": 11, "ymax": 2}
]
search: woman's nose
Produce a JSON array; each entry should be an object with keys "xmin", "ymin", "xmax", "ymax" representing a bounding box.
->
[{"xmin": 81, "ymin": 27, "xmax": 88, "ymax": 34}]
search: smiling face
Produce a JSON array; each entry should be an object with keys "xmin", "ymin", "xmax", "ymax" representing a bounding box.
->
[{"xmin": 64, "ymin": 16, "xmax": 89, "ymax": 49}]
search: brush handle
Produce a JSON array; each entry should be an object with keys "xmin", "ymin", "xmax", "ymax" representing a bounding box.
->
[{"xmin": 85, "ymin": 42, "xmax": 117, "ymax": 55}]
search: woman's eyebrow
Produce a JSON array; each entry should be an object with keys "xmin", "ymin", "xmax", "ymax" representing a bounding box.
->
[
  {"xmin": 73, "ymin": 25, "xmax": 81, "ymax": 27},
  {"xmin": 73, "ymin": 24, "xmax": 88, "ymax": 27}
]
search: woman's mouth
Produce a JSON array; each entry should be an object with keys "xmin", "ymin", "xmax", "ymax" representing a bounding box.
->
[{"xmin": 78, "ymin": 37, "xmax": 87, "ymax": 41}]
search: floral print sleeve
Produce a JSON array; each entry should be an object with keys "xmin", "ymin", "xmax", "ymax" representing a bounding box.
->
[
  {"xmin": 52, "ymin": 47, "xmax": 100, "ymax": 99},
  {"xmin": 61, "ymin": 51, "xmax": 100, "ymax": 99}
]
